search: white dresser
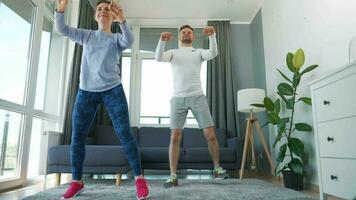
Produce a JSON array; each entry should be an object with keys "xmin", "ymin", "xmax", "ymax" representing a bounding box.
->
[{"xmin": 310, "ymin": 62, "xmax": 356, "ymax": 200}]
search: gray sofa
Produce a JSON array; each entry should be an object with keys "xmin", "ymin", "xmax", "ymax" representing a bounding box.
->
[{"xmin": 46, "ymin": 126, "xmax": 243, "ymax": 185}]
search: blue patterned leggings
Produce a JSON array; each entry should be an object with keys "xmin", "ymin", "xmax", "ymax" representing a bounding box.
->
[{"xmin": 71, "ymin": 84, "xmax": 141, "ymax": 180}]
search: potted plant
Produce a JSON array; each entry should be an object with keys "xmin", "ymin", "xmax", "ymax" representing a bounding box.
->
[{"xmin": 252, "ymin": 48, "xmax": 318, "ymax": 190}]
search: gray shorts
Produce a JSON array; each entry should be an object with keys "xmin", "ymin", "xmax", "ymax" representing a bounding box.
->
[{"xmin": 170, "ymin": 95, "xmax": 215, "ymax": 129}]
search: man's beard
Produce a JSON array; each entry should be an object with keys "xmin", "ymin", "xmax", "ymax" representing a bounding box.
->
[{"xmin": 181, "ymin": 37, "xmax": 192, "ymax": 44}]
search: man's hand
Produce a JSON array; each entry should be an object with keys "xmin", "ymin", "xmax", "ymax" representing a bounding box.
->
[
  {"xmin": 160, "ymin": 32, "xmax": 173, "ymax": 41},
  {"xmin": 110, "ymin": 1, "xmax": 126, "ymax": 24},
  {"xmin": 203, "ymin": 26, "xmax": 215, "ymax": 36},
  {"xmin": 56, "ymin": 0, "xmax": 68, "ymax": 13}
]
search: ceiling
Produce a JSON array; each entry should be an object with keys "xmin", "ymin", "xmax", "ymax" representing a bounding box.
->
[{"xmin": 90, "ymin": 0, "xmax": 264, "ymax": 24}]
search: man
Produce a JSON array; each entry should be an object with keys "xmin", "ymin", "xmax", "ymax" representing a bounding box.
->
[{"xmin": 155, "ymin": 25, "xmax": 229, "ymax": 188}]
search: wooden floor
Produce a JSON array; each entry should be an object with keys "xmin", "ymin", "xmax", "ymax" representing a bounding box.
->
[{"xmin": 0, "ymin": 171, "xmax": 343, "ymax": 200}]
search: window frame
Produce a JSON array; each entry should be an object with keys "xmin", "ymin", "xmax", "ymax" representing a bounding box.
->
[{"xmin": 0, "ymin": 0, "xmax": 68, "ymax": 190}]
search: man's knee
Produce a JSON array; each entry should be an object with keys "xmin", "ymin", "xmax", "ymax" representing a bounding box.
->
[
  {"xmin": 204, "ymin": 127, "xmax": 217, "ymax": 142},
  {"xmin": 171, "ymin": 129, "xmax": 182, "ymax": 143}
]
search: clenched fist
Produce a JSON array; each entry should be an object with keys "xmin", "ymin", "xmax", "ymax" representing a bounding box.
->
[
  {"xmin": 160, "ymin": 32, "xmax": 173, "ymax": 41},
  {"xmin": 203, "ymin": 26, "xmax": 215, "ymax": 36}
]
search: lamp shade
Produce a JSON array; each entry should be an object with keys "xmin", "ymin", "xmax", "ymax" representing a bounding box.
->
[{"xmin": 237, "ymin": 88, "xmax": 265, "ymax": 113}]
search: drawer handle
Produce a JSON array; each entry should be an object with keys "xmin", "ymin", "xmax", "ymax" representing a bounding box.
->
[
  {"xmin": 323, "ymin": 100, "xmax": 330, "ymax": 105},
  {"xmin": 330, "ymin": 175, "xmax": 338, "ymax": 181},
  {"xmin": 327, "ymin": 137, "xmax": 334, "ymax": 142}
]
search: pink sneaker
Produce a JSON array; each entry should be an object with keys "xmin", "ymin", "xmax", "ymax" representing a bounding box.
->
[
  {"xmin": 135, "ymin": 178, "xmax": 150, "ymax": 200},
  {"xmin": 61, "ymin": 181, "xmax": 84, "ymax": 199}
]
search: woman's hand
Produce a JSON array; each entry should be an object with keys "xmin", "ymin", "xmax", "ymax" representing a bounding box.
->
[
  {"xmin": 56, "ymin": 0, "xmax": 68, "ymax": 13},
  {"xmin": 110, "ymin": 1, "xmax": 126, "ymax": 24}
]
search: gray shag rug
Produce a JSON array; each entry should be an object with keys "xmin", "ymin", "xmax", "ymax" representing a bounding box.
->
[{"xmin": 23, "ymin": 179, "xmax": 317, "ymax": 200}]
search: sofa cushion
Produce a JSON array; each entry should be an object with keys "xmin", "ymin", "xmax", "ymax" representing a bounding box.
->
[
  {"xmin": 48, "ymin": 145, "xmax": 128, "ymax": 166},
  {"xmin": 93, "ymin": 126, "xmax": 139, "ymax": 145},
  {"xmin": 139, "ymin": 127, "xmax": 171, "ymax": 147},
  {"xmin": 181, "ymin": 148, "xmax": 236, "ymax": 162},
  {"xmin": 140, "ymin": 147, "xmax": 185, "ymax": 162},
  {"xmin": 182, "ymin": 128, "xmax": 226, "ymax": 148}
]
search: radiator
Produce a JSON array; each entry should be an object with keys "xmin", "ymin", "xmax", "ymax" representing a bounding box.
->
[{"xmin": 39, "ymin": 131, "xmax": 62, "ymax": 175}]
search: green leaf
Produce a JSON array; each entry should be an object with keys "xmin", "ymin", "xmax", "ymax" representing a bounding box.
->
[
  {"xmin": 286, "ymin": 97, "xmax": 295, "ymax": 109},
  {"xmin": 277, "ymin": 69, "xmax": 292, "ymax": 83},
  {"xmin": 277, "ymin": 92, "xmax": 288, "ymax": 103},
  {"xmin": 277, "ymin": 144, "xmax": 287, "ymax": 164},
  {"xmin": 250, "ymin": 103, "xmax": 265, "ymax": 108},
  {"xmin": 279, "ymin": 117, "xmax": 290, "ymax": 125},
  {"xmin": 274, "ymin": 99, "xmax": 281, "ymax": 114},
  {"xmin": 273, "ymin": 124, "xmax": 286, "ymax": 148},
  {"xmin": 289, "ymin": 158, "xmax": 304, "ymax": 175},
  {"xmin": 267, "ymin": 112, "xmax": 280, "ymax": 125},
  {"xmin": 293, "ymin": 72, "xmax": 301, "ymax": 88},
  {"xmin": 277, "ymin": 119, "xmax": 287, "ymax": 131},
  {"xmin": 273, "ymin": 133, "xmax": 283, "ymax": 148},
  {"xmin": 277, "ymin": 117, "xmax": 289, "ymax": 130},
  {"xmin": 278, "ymin": 83, "xmax": 294, "ymax": 96},
  {"xmin": 277, "ymin": 92, "xmax": 293, "ymax": 109},
  {"xmin": 264, "ymin": 97, "xmax": 274, "ymax": 111},
  {"xmin": 301, "ymin": 64, "xmax": 318, "ymax": 75},
  {"xmin": 295, "ymin": 123, "xmax": 312, "ymax": 132},
  {"xmin": 298, "ymin": 97, "xmax": 312, "ymax": 106},
  {"xmin": 275, "ymin": 121, "xmax": 288, "ymax": 148},
  {"xmin": 292, "ymin": 49, "xmax": 305, "ymax": 70},
  {"xmin": 288, "ymin": 137, "xmax": 304, "ymax": 157},
  {"xmin": 286, "ymin": 53, "xmax": 295, "ymax": 72},
  {"xmin": 261, "ymin": 121, "xmax": 270, "ymax": 128}
]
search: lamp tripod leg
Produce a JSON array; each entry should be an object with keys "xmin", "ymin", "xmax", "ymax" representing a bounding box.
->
[
  {"xmin": 255, "ymin": 120, "xmax": 275, "ymax": 175},
  {"xmin": 249, "ymin": 123, "xmax": 256, "ymax": 170},
  {"xmin": 240, "ymin": 119, "xmax": 252, "ymax": 180}
]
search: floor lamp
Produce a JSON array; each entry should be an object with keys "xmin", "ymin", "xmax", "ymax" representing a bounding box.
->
[{"xmin": 237, "ymin": 88, "xmax": 274, "ymax": 180}]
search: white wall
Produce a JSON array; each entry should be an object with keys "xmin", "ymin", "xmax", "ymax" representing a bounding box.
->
[{"xmin": 261, "ymin": 0, "xmax": 356, "ymax": 185}]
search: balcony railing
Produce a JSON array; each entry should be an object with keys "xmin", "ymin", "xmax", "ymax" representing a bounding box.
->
[{"xmin": 140, "ymin": 116, "xmax": 196, "ymax": 125}]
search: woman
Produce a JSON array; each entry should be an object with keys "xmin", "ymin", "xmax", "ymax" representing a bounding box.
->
[{"xmin": 55, "ymin": 0, "xmax": 149, "ymax": 199}]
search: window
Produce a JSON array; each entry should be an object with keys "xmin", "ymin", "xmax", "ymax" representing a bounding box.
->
[
  {"xmin": 45, "ymin": 0, "xmax": 56, "ymax": 11},
  {"xmin": 121, "ymin": 49, "xmax": 131, "ymax": 104},
  {"xmin": 0, "ymin": 0, "xmax": 65, "ymax": 189},
  {"xmin": 34, "ymin": 17, "xmax": 63, "ymax": 115},
  {"xmin": 0, "ymin": 110, "xmax": 23, "ymax": 180},
  {"xmin": 0, "ymin": 0, "xmax": 34, "ymax": 183},
  {"xmin": 122, "ymin": 57, "xmax": 131, "ymax": 103},
  {"xmin": 34, "ymin": 18, "xmax": 52, "ymax": 111},
  {"xmin": 140, "ymin": 59, "xmax": 172, "ymax": 124},
  {"xmin": 139, "ymin": 28, "xmax": 178, "ymax": 53},
  {"xmin": 138, "ymin": 28, "xmax": 177, "ymax": 125},
  {"xmin": 0, "ymin": 1, "xmax": 34, "ymax": 104}
]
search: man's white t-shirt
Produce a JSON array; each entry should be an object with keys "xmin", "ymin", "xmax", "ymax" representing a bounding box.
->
[{"xmin": 155, "ymin": 34, "xmax": 218, "ymax": 97}]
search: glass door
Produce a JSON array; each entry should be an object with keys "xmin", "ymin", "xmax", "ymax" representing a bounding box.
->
[{"xmin": 0, "ymin": 0, "xmax": 35, "ymax": 183}]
